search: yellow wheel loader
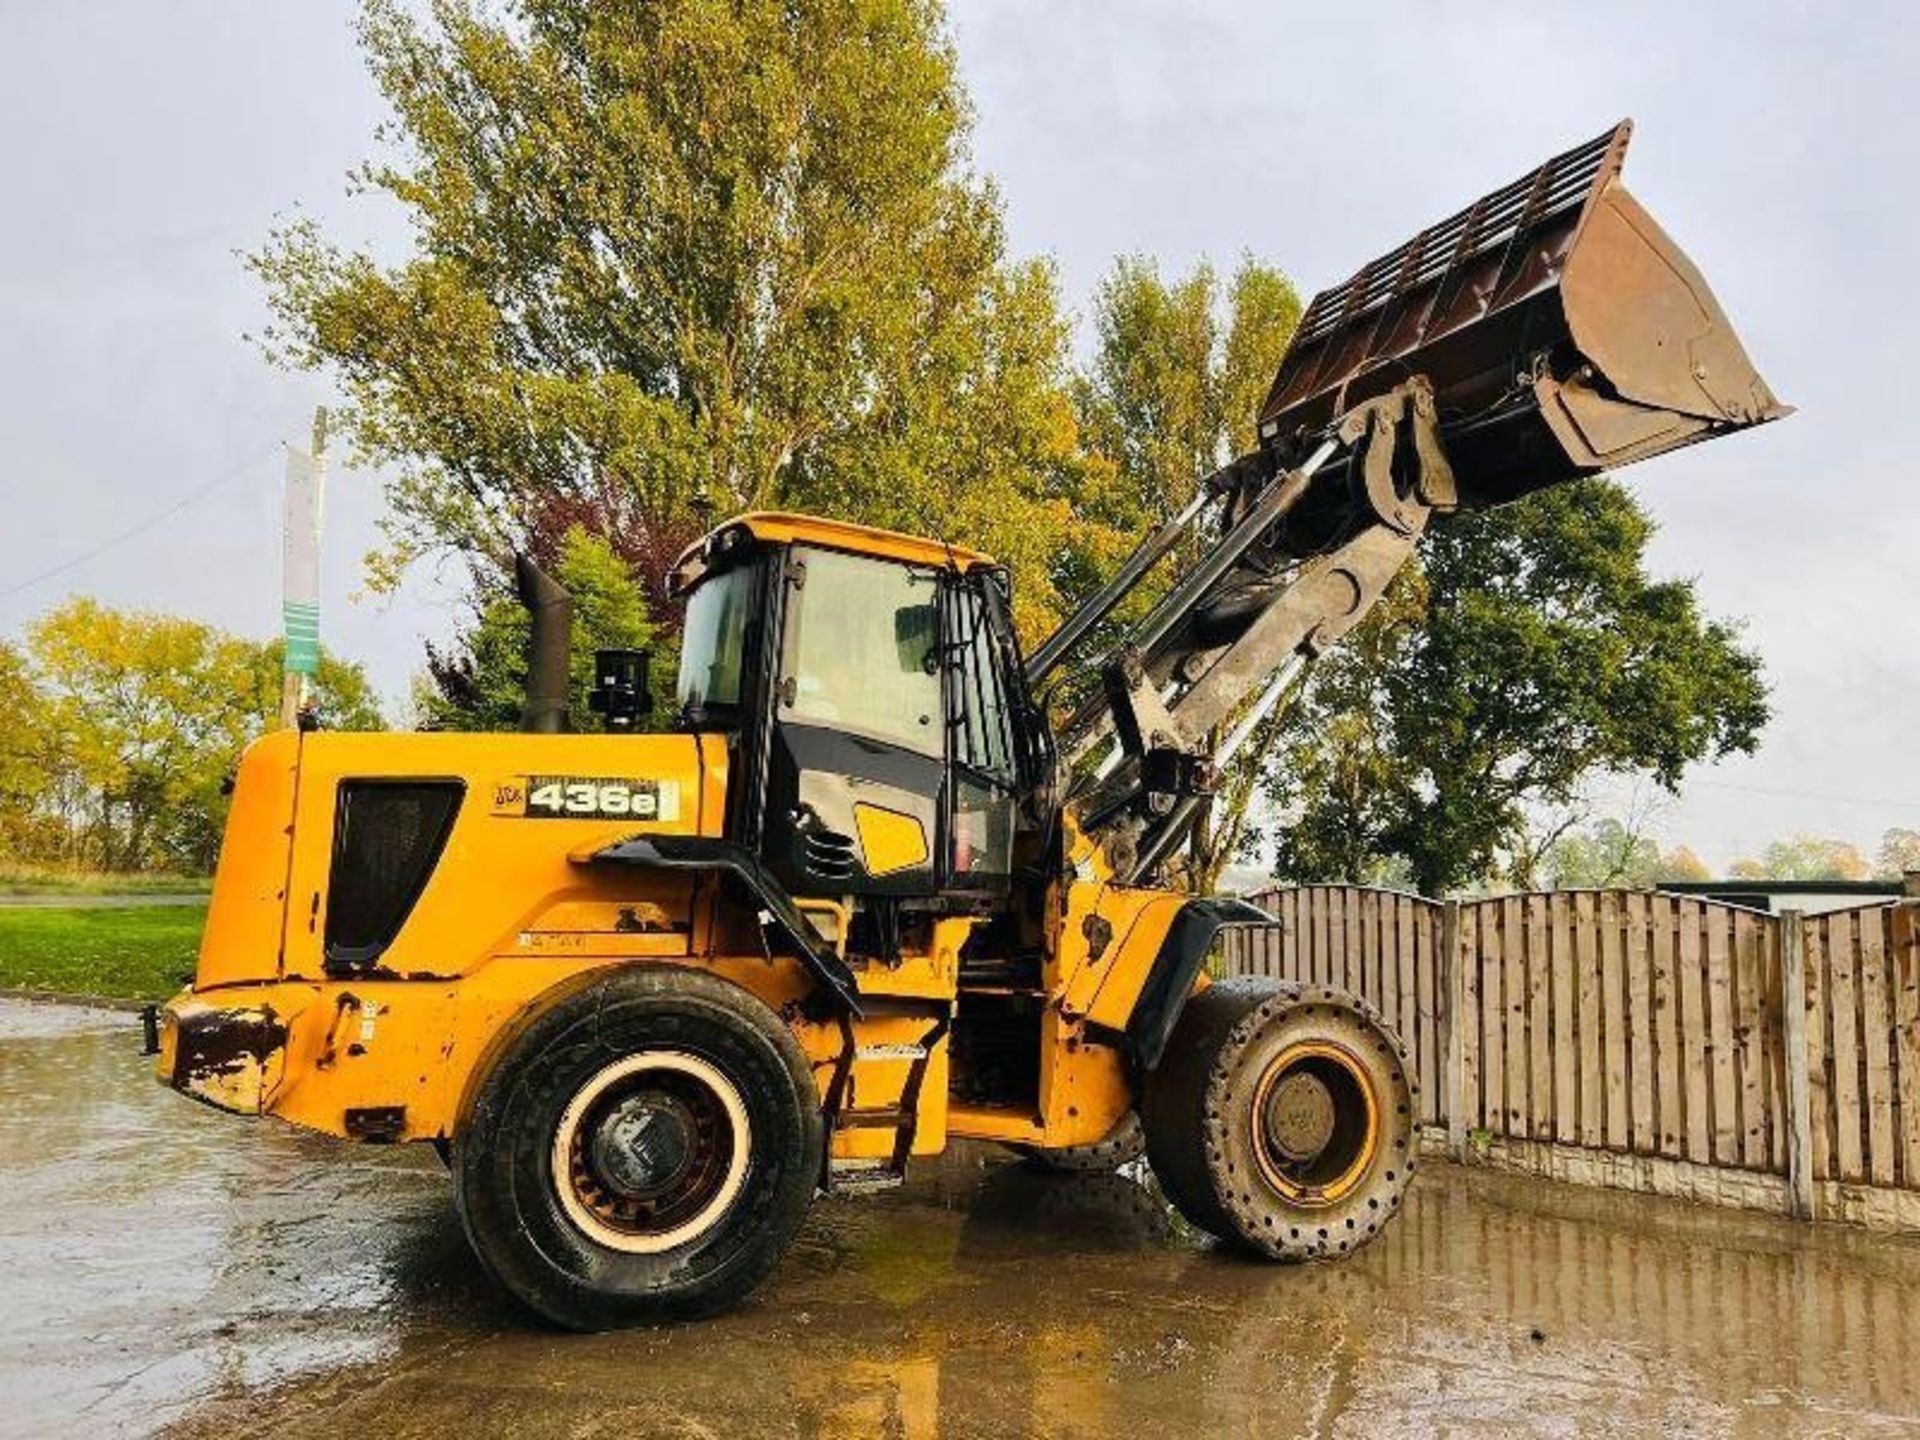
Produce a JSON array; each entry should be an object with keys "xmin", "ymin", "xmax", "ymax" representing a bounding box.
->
[{"xmin": 152, "ymin": 123, "xmax": 1784, "ymax": 1328}]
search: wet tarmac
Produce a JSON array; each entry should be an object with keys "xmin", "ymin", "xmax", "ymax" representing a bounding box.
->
[{"xmin": 6, "ymin": 997, "xmax": 1920, "ymax": 1438}]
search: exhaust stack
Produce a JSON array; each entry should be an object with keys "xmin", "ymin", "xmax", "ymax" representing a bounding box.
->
[
  {"xmin": 516, "ymin": 552, "xmax": 572, "ymax": 734},
  {"xmin": 1258, "ymin": 121, "xmax": 1787, "ymax": 507}
]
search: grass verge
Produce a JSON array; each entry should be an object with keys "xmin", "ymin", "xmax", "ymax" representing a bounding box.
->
[
  {"xmin": 0, "ymin": 864, "xmax": 209, "ymax": 897},
  {"xmin": 0, "ymin": 904, "xmax": 205, "ymax": 1001}
]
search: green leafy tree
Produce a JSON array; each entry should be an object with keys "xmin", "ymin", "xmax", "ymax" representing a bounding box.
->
[
  {"xmin": 1071, "ymin": 255, "xmax": 1303, "ymax": 890},
  {"xmin": 24, "ymin": 600, "xmax": 380, "ymax": 873},
  {"xmin": 0, "ymin": 641, "xmax": 61, "ymax": 860},
  {"xmin": 1729, "ymin": 836, "xmax": 1871, "ymax": 882},
  {"xmin": 252, "ymin": 0, "xmax": 1113, "ymax": 646},
  {"xmin": 1266, "ymin": 479, "xmax": 1769, "ymax": 896},
  {"xmin": 1876, "ymin": 827, "xmax": 1920, "ymax": 880},
  {"xmin": 1074, "ymin": 255, "xmax": 1301, "ymax": 526},
  {"xmin": 1546, "ymin": 818, "xmax": 1663, "ymax": 889},
  {"xmin": 420, "ymin": 525, "xmax": 660, "ymax": 730},
  {"xmin": 1543, "ymin": 818, "xmax": 1708, "ymax": 889}
]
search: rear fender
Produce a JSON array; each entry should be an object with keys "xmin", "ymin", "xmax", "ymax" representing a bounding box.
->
[{"xmin": 575, "ymin": 833, "xmax": 862, "ymax": 1013}]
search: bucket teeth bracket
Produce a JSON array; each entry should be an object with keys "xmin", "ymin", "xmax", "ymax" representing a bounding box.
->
[{"xmin": 1340, "ymin": 378, "xmax": 1456, "ymax": 534}]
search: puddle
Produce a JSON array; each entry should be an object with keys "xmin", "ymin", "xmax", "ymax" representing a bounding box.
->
[{"xmin": 5, "ymin": 998, "xmax": 1920, "ymax": 1438}]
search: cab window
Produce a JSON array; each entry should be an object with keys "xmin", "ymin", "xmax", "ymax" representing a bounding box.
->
[
  {"xmin": 948, "ymin": 586, "xmax": 1013, "ymax": 783},
  {"xmin": 676, "ymin": 563, "xmax": 754, "ymax": 718},
  {"xmin": 784, "ymin": 547, "xmax": 941, "ymax": 756}
]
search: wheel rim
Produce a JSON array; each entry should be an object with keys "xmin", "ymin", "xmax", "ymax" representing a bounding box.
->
[
  {"xmin": 551, "ymin": 1051, "xmax": 752, "ymax": 1254},
  {"xmin": 1248, "ymin": 1041, "xmax": 1379, "ymax": 1206}
]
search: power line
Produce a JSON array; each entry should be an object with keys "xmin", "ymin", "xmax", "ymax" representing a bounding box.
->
[
  {"xmin": 1, "ymin": 441, "xmax": 284, "ymax": 601},
  {"xmin": 1688, "ymin": 778, "xmax": 1920, "ymax": 811}
]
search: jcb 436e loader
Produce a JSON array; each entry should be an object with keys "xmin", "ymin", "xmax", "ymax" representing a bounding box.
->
[{"xmin": 154, "ymin": 123, "xmax": 1783, "ymax": 1328}]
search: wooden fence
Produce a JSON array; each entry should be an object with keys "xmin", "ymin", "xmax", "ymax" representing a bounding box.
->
[{"xmin": 1223, "ymin": 886, "xmax": 1920, "ymax": 1230}]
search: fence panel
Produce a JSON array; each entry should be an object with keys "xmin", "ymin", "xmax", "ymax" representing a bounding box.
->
[
  {"xmin": 1551, "ymin": 894, "xmax": 1579, "ymax": 1144},
  {"xmin": 1896, "ymin": 904, "xmax": 1920, "ymax": 1187},
  {"xmin": 1824, "ymin": 909, "xmax": 1866, "ymax": 1181},
  {"xmin": 1414, "ymin": 895, "xmax": 1440, "ymax": 1117},
  {"xmin": 1705, "ymin": 904, "xmax": 1740, "ymax": 1167},
  {"xmin": 1576, "ymin": 892, "xmax": 1604, "ymax": 1148},
  {"xmin": 1223, "ymin": 887, "xmax": 1918, "ymax": 1222},
  {"xmin": 1804, "ymin": 904, "xmax": 1914, "ymax": 1188},
  {"xmin": 1649, "ymin": 892, "xmax": 1683, "ymax": 1158},
  {"xmin": 1677, "ymin": 902, "xmax": 1711, "ymax": 1163},
  {"xmin": 1625, "ymin": 892, "xmax": 1656, "ymax": 1154},
  {"xmin": 1526, "ymin": 894, "xmax": 1552, "ymax": 1142},
  {"xmin": 1805, "ymin": 912, "xmax": 1834, "ymax": 1179}
]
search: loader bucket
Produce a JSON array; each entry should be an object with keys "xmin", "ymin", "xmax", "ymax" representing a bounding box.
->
[{"xmin": 1257, "ymin": 121, "xmax": 1787, "ymax": 506}]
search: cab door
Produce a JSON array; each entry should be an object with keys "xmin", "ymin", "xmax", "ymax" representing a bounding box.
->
[
  {"xmin": 942, "ymin": 577, "xmax": 1018, "ymax": 893},
  {"xmin": 763, "ymin": 544, "xmax": 946, "ymax": 897}
]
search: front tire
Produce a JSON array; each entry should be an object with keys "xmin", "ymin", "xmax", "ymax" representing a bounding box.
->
[
  {"xmin": 454, "ymin": 966, "xmax": 823, "ymax": 1330},
  {"xmin": 1143, "ymin": 978, "xmax": 1415, "ymax": 1260}
]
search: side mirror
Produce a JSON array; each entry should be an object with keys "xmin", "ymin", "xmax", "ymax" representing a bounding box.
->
[{"xmin": 588, "ymin": 649, "xmax": 653, "ymax": 731}]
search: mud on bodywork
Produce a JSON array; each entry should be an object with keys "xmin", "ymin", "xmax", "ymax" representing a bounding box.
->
[{"xmin": 159, "ymin": 997, "xmax": 291, "ymax": 1115}]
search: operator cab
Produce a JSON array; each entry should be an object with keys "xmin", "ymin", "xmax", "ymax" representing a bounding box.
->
[{"xmin": 669, "ymin": 514, "xmax": 1051, "ymax": 923}]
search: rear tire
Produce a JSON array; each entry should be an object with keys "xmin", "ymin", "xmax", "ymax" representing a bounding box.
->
[
  {"xmin": 1143, "ymin": 978, "xmax": 1415, "ymax": 1259},
  {"xmin": 1012, "ymin": 1110, "xmax": 1146, "ymax": 1173},
  {"xmin": 454, "ymin": 966, "xmax": 823, "ymax": 1330}
]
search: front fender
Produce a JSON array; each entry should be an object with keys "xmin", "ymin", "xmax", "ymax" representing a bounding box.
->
[{"xmin": 1124, "ymin": 896, "xmax": 1271, "ymax": 1069}]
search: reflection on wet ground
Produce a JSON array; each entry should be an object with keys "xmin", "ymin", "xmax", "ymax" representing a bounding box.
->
[{"xmin": 6, "ymin": 998, "xmax": 1920, "ymax": 1437}]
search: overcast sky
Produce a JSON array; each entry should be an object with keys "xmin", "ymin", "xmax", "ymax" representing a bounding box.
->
[{"xmin": 3, "ymin": 1, "xmax": 1915, "ymax": 871}]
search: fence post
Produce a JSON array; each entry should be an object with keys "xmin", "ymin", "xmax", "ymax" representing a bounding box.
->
[
  {"xmin": 1442, "ymin": 898, "xmax": 1466, "ymax": 1160},
  {"xmin": 1779, "ymin": 908, "xmax": 1815, "ymax": 1221}
]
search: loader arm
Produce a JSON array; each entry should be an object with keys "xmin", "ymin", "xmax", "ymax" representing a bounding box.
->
[
  {"xmin": 1034, "ymin": 120, "xmax": 1785, "ymax": 885},
  {"xmin": 1050, "ymin": 382, "xmax": 1454, "ymax": 882}
]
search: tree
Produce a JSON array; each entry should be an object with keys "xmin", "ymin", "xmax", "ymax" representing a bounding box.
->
[
  {"xmin": 1729, "ymin": 836, "xmax": 1871, "ymax": 882},
  {"xmin": 1071, "ymin": 255, "xmax": 1303, "ymax": 890},
  {"xmin": 0, "ymin": 641, "xmax": 60, "ymax": 861},
  {"xmin": 420, "ymin": 525, "xmax": 660, "ymax": 730},
  {"xmin": 1877, "ymin": 827, "xmax": 1920, "ymax": 880},
  {"xmin": 253, "ymin": 0, "xmax": 1115, "ymax": 646},
  {"xmin": 1658, "ymin": 845, "xmax": 1713, "ymax": 883},
  {"xmin": 1540, "ymin": 819, "xmax": 1711, "ymax": 889},
  {"xmin": 1266, "ymin": 479, "xmax": 1769, "ymax": 896},
  {"xmin": 1545, "ymin": 818, "xmax": 1663, "ymax": 889},
  {"xmin": 24, "ymin": 600, "xmax": 381, "ymax": 872}
]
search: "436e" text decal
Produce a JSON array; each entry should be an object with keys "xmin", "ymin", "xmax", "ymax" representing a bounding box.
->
[{"xmin": 492, "ymin": 776, "xmax": 681, "ymax": 822}]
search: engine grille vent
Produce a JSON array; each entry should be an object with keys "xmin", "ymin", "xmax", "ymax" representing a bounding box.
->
[{"xmin": 324, "ymin": 780, "xmax": 463, "ymax": 975}]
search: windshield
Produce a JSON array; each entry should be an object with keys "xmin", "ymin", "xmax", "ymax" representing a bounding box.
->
[
  {"xmin": 676, "ymin": 564, "xmax": 753, "ymax": 717},
  {"xmin": 785, "ymin": 546, "xmax": 941, "ymax": 756}
]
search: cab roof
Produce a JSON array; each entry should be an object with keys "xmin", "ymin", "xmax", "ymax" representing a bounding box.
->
[{"xmin": 669, "ymin": 511, "xmax": 994, "ymax": 594}]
